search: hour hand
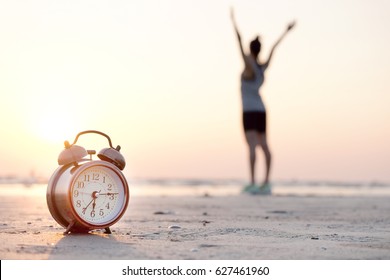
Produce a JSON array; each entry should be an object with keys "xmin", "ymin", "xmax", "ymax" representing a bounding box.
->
[
  {"xmin": 99, "ymin": 192, "xmax": 118, "ymax": 195},
  {"xmin": 92, "ymin": 190, "xmax": 101, "ymax": 210}
]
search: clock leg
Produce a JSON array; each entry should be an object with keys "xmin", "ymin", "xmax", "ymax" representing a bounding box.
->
[
  {"xmin": 64, "ymin": 221, "xmax": 90, "ymax": 234},
  {"xmin": 104, "ymin": 227, "xmax": 112, "ymax": 234},
  {"xmin": 64, "ymin": 221, "xmax": 76, "ymax": 235}
]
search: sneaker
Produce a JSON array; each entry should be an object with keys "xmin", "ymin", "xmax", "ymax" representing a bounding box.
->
[
  {"xmin": 242, "ymin": 184, "xmax": 258, "ymax": 193},
  {"xmin": 249, "ymin": 183, "xmax": 272, "ymax": 195}
]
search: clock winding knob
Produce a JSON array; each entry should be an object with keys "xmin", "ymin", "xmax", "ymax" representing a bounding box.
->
[
  {"xmin": 58, "ymin": 141, "xmax": 88, "ymax": 166},
  {"xmin": 98, "ymin": 145, "xmax": 126, "ymax": 170}
]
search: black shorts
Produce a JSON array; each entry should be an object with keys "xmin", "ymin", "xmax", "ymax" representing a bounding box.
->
[{"xmin": 243, "ymin": 111, "xmax": 267, "ymax": 133}]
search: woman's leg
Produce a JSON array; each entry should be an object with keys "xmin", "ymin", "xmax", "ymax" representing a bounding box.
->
[
  {"xmin": 257, "ymin": 133, "xmax": 272, "ymax": 185},
  {"xmin": 245, "ymin": 131, "xmax": 258, "ymax": 185}
]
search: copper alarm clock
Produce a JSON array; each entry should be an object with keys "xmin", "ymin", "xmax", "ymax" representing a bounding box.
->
[{"xmin": 46, "ymin": 130, "xmax": 130, "ymax": 234}]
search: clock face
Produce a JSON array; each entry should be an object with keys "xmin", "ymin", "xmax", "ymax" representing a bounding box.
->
[{"xmin": 70, "ymin": 165, "xmax": 128, "ymax": 226}]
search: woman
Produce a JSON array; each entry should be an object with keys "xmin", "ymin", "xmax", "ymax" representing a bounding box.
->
[{"xmin": 231, "ymin": 9, "xmax": 295, "ymax": 194}]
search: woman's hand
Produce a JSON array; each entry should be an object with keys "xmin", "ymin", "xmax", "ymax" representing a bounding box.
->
[
  {"xmin": 231, "ymin": 7, "xmax": 239, "ymax": 33},
  {"xmin": 287, "ymin": 21, "xmax": 296, "ymax": 32},
  {"xmin": 230, "ymin": 7, "xmax": 235, "ymax": 23}
]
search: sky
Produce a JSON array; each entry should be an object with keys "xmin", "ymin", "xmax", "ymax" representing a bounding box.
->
[{"xmin": 0, "ymin": 0, "xmax": 389, "ymax": 183}]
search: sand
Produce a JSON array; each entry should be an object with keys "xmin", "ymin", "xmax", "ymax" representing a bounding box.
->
[{"xmin": 1, "ymin": 190, "xmax": 390, "ymax": 260}]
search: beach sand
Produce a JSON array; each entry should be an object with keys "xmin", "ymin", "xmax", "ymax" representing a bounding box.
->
[{"xmin": 1, "ymin": 189, "xmax": 389, "ymax": 260}]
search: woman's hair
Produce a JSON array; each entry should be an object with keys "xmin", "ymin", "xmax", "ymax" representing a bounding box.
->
[{"xmin": 250, "ymin": 36, "xmax": 261, "ymax": 56}]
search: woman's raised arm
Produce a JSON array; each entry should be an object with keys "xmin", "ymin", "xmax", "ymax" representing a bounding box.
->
[
  {"xmin": 264, "ymin": 21, "xmax": 296, "ymax": 68},
  {"xmin": 231, "ymin": 8, "xmax": 247, "ymax": 62}
]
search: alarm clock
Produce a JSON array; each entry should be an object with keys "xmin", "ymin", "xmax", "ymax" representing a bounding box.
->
[{"xmin": 46, "ymin": 130, "xmax": 130, "ymax": 234}]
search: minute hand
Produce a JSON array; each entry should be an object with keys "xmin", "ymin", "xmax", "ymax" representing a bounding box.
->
[{"xmin": 82, "ymin": 198, "xmax": 94, "ymax": 214}]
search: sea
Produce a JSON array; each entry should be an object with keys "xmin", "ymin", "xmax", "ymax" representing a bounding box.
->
[{"xmin": 1, "ymin": 179, "xmax": 390, "ymax": 197}]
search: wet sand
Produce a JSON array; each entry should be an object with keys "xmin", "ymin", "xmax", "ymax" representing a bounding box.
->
[{"xmin": 1, "ymin": 191, "xmax": 390, "ymax": 259}]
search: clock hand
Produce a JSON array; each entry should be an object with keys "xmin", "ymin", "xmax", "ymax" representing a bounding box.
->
[
  {"xmin": 82, "ymin": 190, "xmax": 101, "ymax": 214},
  {"xmin": 82, "ymin": 198, "xmax": 94, "ymax": 214},
  {"xmin": 99, "ymin": 192, "xmax": 119, "ymax": 195},
  {"xmin": 92, "ymin": 190, "xmax": 101, "ymax": 211},
  {"xmin": 78, "ymin": 191, "xmax": 95, "ymax": 195},
  {"xmin": 79, "ymin": 190, "xmax": 103, "ymax": 196}
]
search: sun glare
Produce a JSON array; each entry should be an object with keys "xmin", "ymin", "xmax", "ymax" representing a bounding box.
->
[
  {"xmin": 31, "ymin": 109, "xmax": 78, "ymax": 144},
  {"xmin": 21, "ymin": 73, "xmax": 92, "ymax": 145}
]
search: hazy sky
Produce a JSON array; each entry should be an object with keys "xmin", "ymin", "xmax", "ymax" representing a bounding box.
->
[{"xmin": 1, "ymin": 0, "xmax": 389, "ymax": 182}]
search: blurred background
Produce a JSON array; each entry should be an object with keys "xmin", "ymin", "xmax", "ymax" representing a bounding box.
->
[{"xmin": 1, "ymin": 0, "xmax": 389, "ymax": 184}]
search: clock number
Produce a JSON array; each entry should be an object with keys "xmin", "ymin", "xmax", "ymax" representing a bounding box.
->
[
  {"xmin": 76, "ymin": 200, "xmax": 81, "ymax": 208},
  {"xmin": 105, "ymin": 203, "xmax": 110, "ymax": 209},
  {"xmin": 107, "ymin": 184, "xmax": 113, "ymax": 191},
  {"xmin": 93, "ymin": 173, "xmax": 99, "ymax": 181},
  {"xmin": 84, "ymin": 175, "xmax": 90, "ymax": 182},
  {"xmin": 109, "ymin": 194, "xmax": 115, "ymax": 200},
  {"xmin": 77, "ymin": 181, "xmax": 84, "ymax": 188},
  {"xmin": 103, "ymin": 176, "xmax": 106, "ymax": 183},
  {"xmin": 99, "ymin": 209, "xmax": 104, "ymax": 216},
  {"xmin": 73, "ymin": 190, "xmax": 79, "ymax": 197},
  {"xmin": 90, "ymin": 210, "xmax": 95, "ymax": 218}
]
